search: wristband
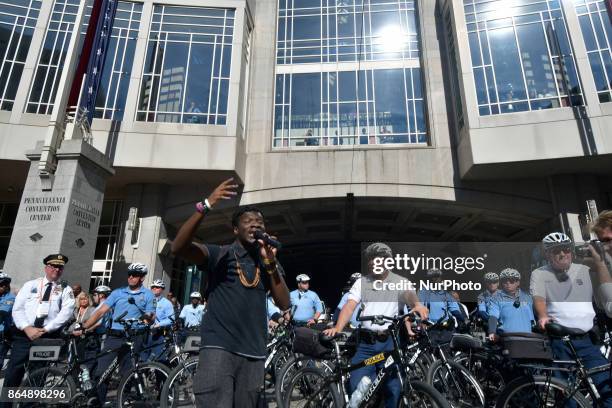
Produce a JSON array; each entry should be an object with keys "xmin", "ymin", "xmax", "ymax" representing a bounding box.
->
[
  {"xmin": 204, "ymin": 198, "xmax": 212, "ymax": 211},
  {"xmin": 195, "ymin": 201, "xmax": 210, "ymax": 215}
]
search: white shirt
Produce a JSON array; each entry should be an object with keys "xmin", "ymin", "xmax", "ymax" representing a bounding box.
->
[
  {"xmin": 347, "ymin": 272, "xmax": 413, "ymax": 331},
  {"xmin": 12, "ymin": 277, "xmax": 75, "ymax": 333},
  {"xmin": 530, "ymin": 263, "xmax": 595, "ymax": 332}
]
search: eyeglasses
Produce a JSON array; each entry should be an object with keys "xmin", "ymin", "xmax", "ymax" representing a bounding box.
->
[
  {"xmin": 502, "ymin": 278, "xmax": 519, "ymax": 283},
  {"xmin": 551, "ymin": 246, "xmax": 572, "ymax": 255},
  {"xmin": 128, "ymin": 273, "xmax": 144, "ymax": 278}
]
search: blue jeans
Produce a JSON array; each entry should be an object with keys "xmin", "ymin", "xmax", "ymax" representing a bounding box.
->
[
  {"xmin": 551, "ymin": 337, "xmax": 612, "ymax": 407},
  {"xmin": 350, "ymin": 337, "xmax": 401, "ymax": 408}
]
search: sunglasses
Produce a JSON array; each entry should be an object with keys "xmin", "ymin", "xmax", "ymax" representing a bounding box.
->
[
  {"xmin": 502, "ymin": 278, "xmax": 519, "ymax": 283},
  {"xmin": 46, "ymin": 264, "xmax": 64, "ymax": 270},
  {"xmin": 551, "ymin": 246, "xmax": 572, "ymax": 255},
  {"xmin": 128, "ymin": 273, "xmax": 144, "ymax": 278}
]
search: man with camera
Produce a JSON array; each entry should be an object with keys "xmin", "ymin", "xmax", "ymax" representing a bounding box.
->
[
  {"xmin": 589, "ymin": 210, "xmax": 612, "ymax": 317},
  {"xmin": 530, "ymin": 232, "xmax": 612, "ymax": 406},
  {"xmin": 171, "ymin": 178, "xmax": 290, "ymax": 408}
]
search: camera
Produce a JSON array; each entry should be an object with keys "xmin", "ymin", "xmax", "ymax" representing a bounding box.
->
[{"xmin": 575, "ymin": 240, "xmax": 606, "ymax": 260}]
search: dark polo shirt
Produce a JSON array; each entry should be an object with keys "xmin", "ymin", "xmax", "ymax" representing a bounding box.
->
[{"xmin": 200, "ymin": 240, "xmax": 272, "ymax": 359}]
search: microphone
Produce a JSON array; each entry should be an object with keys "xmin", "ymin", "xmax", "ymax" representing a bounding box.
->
[{"xmin": 254, "ymin": 230, "xmax": 282, "ymax": 249}]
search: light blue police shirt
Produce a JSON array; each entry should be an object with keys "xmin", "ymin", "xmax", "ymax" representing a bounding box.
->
[
  {"xmin": 290, "ymin": 289, "xmax": 323, "ymax": 322},
  {"xmin": 105, "ymin": 286, "xmax": 155, "ymax": 331}
]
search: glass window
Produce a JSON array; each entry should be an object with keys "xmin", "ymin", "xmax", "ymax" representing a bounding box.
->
[
  {"xmin": 464, "ymin": 0, "xmax": 583, "ymax": 115},
  {"xmin": 91, "ymin": 200, "xmax": 123, "ymax": 289},
  {"xmin": 0, "ymin": 0, "xmax": 40, "ymax": 111},
  {"xmin": 274, "ymin": 68, "xmax": 426, "ymax": 147},
  {"xmin": 574, "ymin": 0, "xmax": 612, "ymax": 102},
  {"xmin": 26, "ymin": 0, "xmax": 87, "ymax": 114},
  {"xmin": 136, "ymin": 5, "xmax": 234, "ymax": 124},
  {"xmin": 94, "ymin": 1, "xmax": 142, "ymax": 120},
  {"xmin": 277, "ymin": 0, "xmax": 419, "ymax": 64}
]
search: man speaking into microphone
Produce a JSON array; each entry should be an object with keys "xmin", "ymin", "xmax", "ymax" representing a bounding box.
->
[{"xmin": 171, "ymin": 178, "xmax": 290, "ymax": 408}]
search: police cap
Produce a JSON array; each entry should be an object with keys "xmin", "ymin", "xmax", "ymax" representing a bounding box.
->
[{"xmin": 43, "ymin": 253, "xmax": 68, "ymax": 266}]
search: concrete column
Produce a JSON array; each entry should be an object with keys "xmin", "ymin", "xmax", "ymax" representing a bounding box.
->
[
  {"xmin": 114, "ymin": 183, "xmax": 171, "ymax": 289},
  {"xmin": 3, "ymin": 139, "xmax": 114, "ymax": 290}
]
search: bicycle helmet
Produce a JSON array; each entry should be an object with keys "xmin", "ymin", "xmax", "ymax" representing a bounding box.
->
[
  {"xmin": 296, "ymin": 274, "xmax": 310, "ymax": 283},
  {"xmin": 190, "ymin": 292, "xmax": 202, "ymax": 299},
  {"xmin": 151, "ymin": 279, "xmax": 165, "ymax": 289},
  {"xmin": 542, "ymin": 232, "xmax": 572, "ymax": 251},
  {"xmin": 364, "ymin": 242, "xmax": 392, "ymax": 260},
  {"xmin": 350, "ymin": 272, "xmax": 361, "ymax": 283},
  {"xmin": 483, "ymin": 272, "xmax": 499, "ymax": 283},
  {"xmin": 426, "ymin": 268, "xmax": 443, "ymax": 278},
  {"xmin": 94, "ymin": 285, "xmax": 111, "ymax": 294},
  {"xmin": 0, "ymin": 272, "xmax": 11, "ymax": 285},
  {"xmin": 127, "ymin": 262, "xmax": 148, "ymax": 275},
  {"xmin": 499, "ymin": 268, "xmax": 521, "ymax": 281}
]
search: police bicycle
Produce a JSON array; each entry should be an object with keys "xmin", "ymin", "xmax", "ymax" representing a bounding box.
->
[
  {"xmin": 282, "ymin": 312, "xmax": 450, "ymax": 408},
  {"xmin": 495, "ymin": 322, "xmax": 612, "ymax": 408},
  {"xmin": 20, "ymin": 313, "xmax": 170, "ymax": 407}
]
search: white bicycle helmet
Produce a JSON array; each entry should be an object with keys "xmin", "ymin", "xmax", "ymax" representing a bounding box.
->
[
  {"xmin": 499, "ymin": 268, "xmax": 521, "ymax": 281},
  {"xmin": 94, "ymin": 285, "xmax": 112, "ymax": 294},
  {"xmin": 542, "ymin": 232, "xmax": 572, "ymax": 251},
  {"xmin": 296, "ymin": 274, "xmax": 311, "ymax": 283},
  {"xmin": 127, "ymin": 262, "xmax": 148, "ymax": 275},
  {"xmin": 190, "ymin": 291, "xmax": 202, "ymax": 299},
  {"xmin": 483, "ymin": 272, "xmax": 499, "ymax": 283},
  {"xmin": 151, "ymin": 279, "xmax": 165, "ymax": 289}
]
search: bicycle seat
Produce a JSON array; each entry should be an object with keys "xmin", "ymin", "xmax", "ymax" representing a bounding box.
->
[
  {"xmin": 546, "ymin": 322, "xmax": 586, "ymax": 338},
  {"xmin": 450, "ymin": 334, "xmax": 483, "ymax": 352},
  {"xmin": 318, "ymin": 332, "xmax": 344, "ymax": 348}
]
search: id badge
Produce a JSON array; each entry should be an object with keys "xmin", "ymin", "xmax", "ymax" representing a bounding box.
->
[{"xmin": 36, "ymin": 301, "xmax": 50, "ymax": 318}]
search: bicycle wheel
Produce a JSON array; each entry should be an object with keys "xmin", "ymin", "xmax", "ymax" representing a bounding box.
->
[
  {"xmin": 282, "ymin": 367, "xmax": 342, "ymax": 408},
  {"xmin": 275, "ymin": 355, "xmax": 334, "ymax": 407},
  {"xmin": 426, "ymin": 359, "xmax": 485, "ymax": 408},
  {"xmin": 18, "ymin": 366, "xmax": 77, "ymax": 407},
  {"xmin": 160, "ymin": 356, "xmax": 199, "ymax": 408},
  {"xmin": 454, "ymin": 353, "xmax": 505, "ymax": 407},
  {"xmin": 495, "ymin": 375, "xmax": 589, "ymax": 408},
  {"xmin": 117, "ymin": 361, "xmax": 170, "ymax": 407},
  {"xmin": 400, "ymin": 380, "xmax": 452, "ymax": 408}
]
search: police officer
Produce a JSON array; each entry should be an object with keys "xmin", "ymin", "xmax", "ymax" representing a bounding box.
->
[
  {"xmin": 477, "ymin": 272, "xmax": 499, "ymax": 320},
  {"xmin": 0, "ymin": 272, "xmax": 15, "ymax": 371},
  {"xmin": 418, "ymin": 268, "xmax": 465, "ymax": 344},
  {"xmin": 92, "ymin": 285, "xmax": 112, "ymax": 348},
  {"xmin": 144, "ymin": 279, "xmax": 174, "ymax": 361},
  {"xmin": 2, "ymin": 254, "xmax": 75, "ymax": 400},
  {"xmin": 290, "ymin": 274, "xmax": 323, "ymax": 326},
  {"xmin": 334, "ymin": 272, "xmax": 361, "ymax": 329},
  {"xmin": 81, "ymin": 262, "xmax": 155, "ymax": 404},
  {"xmin": 179, "ymin": 292, "xmax": 206, "ymax": 329},
  {"xmin": 487, "ymin": 268, "xmax": 534, "ymax": 341}
]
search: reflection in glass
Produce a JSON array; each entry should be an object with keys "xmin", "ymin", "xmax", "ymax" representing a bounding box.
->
[
  {"xmin": 574, "ymin": 0, "xmax": 612, "ymax": 102},
  {"xmin": 137, "ymin": 5, "xmax": 233, "ymax": 124},
  {"xmin": 274, "ymin": 68, "xmax": 426, "ymax": 147},
  {"xmin": 277, "ymin": 0, "xmax": 419, "ymax": 64},
  {"xmin": 464, "ymin": 0, "xmax": 583, "ymax": 116}
]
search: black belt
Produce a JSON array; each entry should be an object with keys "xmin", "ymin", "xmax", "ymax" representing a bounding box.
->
[{"xmin": 358, "ymin": 329, "xmax": 390, "ymax": 344}]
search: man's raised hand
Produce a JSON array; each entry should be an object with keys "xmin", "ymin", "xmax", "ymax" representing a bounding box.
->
[{"xmin": 207, "ymin": 178, "xmax": 239, "ymax": 207}]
